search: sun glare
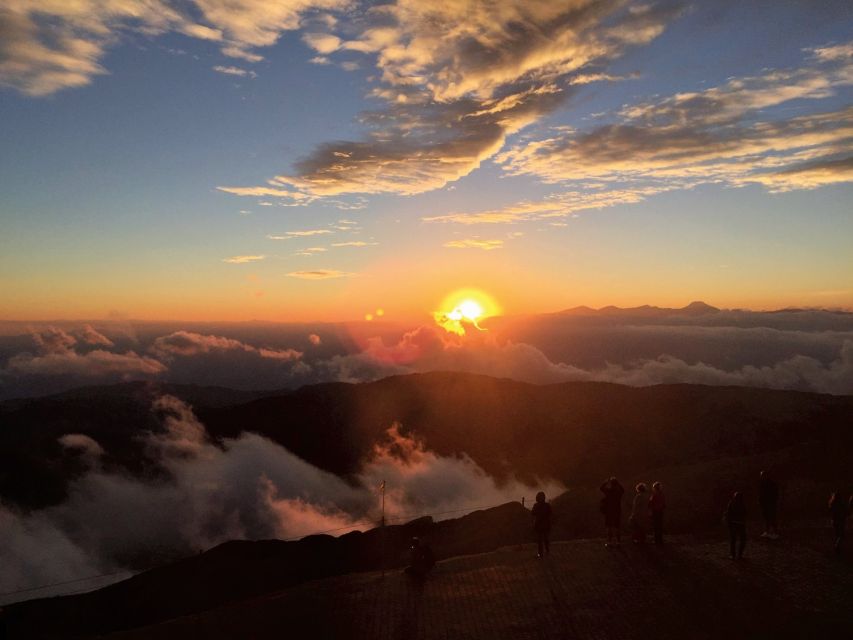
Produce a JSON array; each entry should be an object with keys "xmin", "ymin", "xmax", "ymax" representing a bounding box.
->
[{"xmin": 434, "ymin": 289, "xmax": 500, "ymax": 335}]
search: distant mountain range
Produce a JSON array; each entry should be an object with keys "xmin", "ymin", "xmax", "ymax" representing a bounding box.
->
[{"xmin": 556, "ymin": 301, "xmax": 722, "ymax": 316}]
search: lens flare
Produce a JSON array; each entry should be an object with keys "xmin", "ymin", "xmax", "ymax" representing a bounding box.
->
[{"xmin": 434, "ymin": 288, "xmax": 500, "ymax": 335}]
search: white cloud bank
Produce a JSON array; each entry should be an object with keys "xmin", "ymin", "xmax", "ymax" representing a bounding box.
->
[{"xmin": 0, "ymin": 396, "xmax": 559, "ymax": 601}]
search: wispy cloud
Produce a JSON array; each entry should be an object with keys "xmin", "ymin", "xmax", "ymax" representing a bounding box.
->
[
  {"xmin": 424, "ymin": 187, "xmax": 675, "ymax": 225},
  {"xmin": 330, "ymin": 241, "xmax": 376, "ymax": 247},
  {"xmin": 151, "ymin": 331, "xmax": 301, "ymax": 361},
  {"xmin": 498, "ymin": 43, "xmax": 853, "ymax": 194},
  {"xmin": 443, "ymin": 239, "xmax": 504, "ymax": 250},
  {"xmin": 222, "ymin": 255, "xmax": 265, "ymax": 264},
  {"xmin": 287, "ymin": 269, "xmax": 354, "ymax": 279},
  {"xmin": 216, "ymin": 185, "xmax": 314, "ymax": 205},
  {"xmin": 0, "ymin": 0, "xmax": 347, "ymax": 96},
  {"xmin": 221, "ymin": 1, "xmax": 683, "ymax": 199},
  {"xmin": 293, "ymin": 247, "xmax": 327, "ymax": 256},
  {"xmin": 267, "ymin": 229, "xmax": 333, "ymax": 239},
  {"xmin": 212, "ymin": 65, "xmax": 257, "ymax": 78}
]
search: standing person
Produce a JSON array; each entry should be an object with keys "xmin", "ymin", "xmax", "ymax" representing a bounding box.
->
[
  {"xmin": 531, "ymin": 491, "xmax": 553, "ymax": 558},
  {"xmin": 649, "ymin": 481, "xmax": 666, "ymax": 545},
  {"xmin": 600, "ymin": 477, "xmax": 625, "ymax": 548},
  {"xmin": 405, "ymin": 537, "xmax": 435, "ymax": 580},
  {"xmin": 759, "ymin": 470, "xmax": 780, "ymax": 539},
  {"xmin": 630, "ymin": 483, "xmax": 648, "ymax": 544},
  {"xmin": 828, "ymin": 491, "xmax": 850, "ymax": 555},
  {"xmin": 725, "ymin": 491, "xmax": 747, "ymax": 560}
]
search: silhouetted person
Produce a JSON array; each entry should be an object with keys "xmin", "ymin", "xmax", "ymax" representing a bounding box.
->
[
  {"xmin": 725, "ymin": 491, "xmax": 747, "ymax": 560},
  {"xmin": 828, "ymin": 492, "xmax": 851, "ymax": 555},
  {"xmin": 649, "ymin": 481, "xmax": 666, "ymax": 545},
  {"xmin": 531, "ymin": 491, "xmax": 552, "ymax": 558},
  {"xmin": 759, "ymin": 470, "xmax": 780, "ymax": 539},
  {"xmin": 631, "ymin": 483, "xmax": 648, "ymax": 544},
  {"xmin": 405, "ymin": 537, "xmax": 435, "ymax": 580},
  {"xmin": 600, "ymin": 477, "xmax": 625, "ymax": 547}
]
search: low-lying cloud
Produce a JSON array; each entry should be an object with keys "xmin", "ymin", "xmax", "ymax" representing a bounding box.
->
[
  {"xmin": 0, "ymin": 396, "xmax": 558, "ymax": 602},
  {"xmin": 2, "ymin": 311, "xmax": 853, "ymax": 401}
]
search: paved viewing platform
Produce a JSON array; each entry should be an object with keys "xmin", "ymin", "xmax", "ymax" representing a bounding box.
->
[{"xmin": 107, "ymin": 526, "xmax": 852, "ymax": 640}]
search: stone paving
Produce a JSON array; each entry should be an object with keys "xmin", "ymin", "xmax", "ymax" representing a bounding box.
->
[{"xmin": 106, "ymin": 531, "xmax": 853, "ymax": 640}]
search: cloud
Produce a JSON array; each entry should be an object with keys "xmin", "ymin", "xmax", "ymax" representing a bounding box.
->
[
  {"xmin": 290, "ymin": 320, "xmax": 853, "ymax": 396},
  {"xmin": 443, "ymin": 239, "xmax": 504, "ymax": 250},
  {"xmin": 212, "ymin": 65, "xmax": 257, "ymax": 78},
  {"xmin": 0, "ymin": 1, "xmax": 187, "ymax": 96},
  {"xmin": 216, "ymin": 186, "xmax": 315, "ymax": 205},
  {"xmin": 267, "ymin": 229, "xmax": 333, "ymax": 238},
  {"xmin": 308, "ymin": 333, "xmax": 322, "ymax": 346},
  {"xmin": 1, "ymin": 396, "xmax": 557, "ymax": 600},
  {"xmin": 5, "ymin": 313, "xmax": 852, "ymax": 403},
  {"xmin": 59, "ymin": 433, "xmax": 106, "ymax": 460},
  {"xmin": 423, "ymin": 186, "xmax": 673, "ymax": 225},
  {"xmin": 32, "ymin": 327, "xmax": 77, "ymax": 354},
  {"xmin": 6, "ymin": 349, "xmax": 166, "ymax": 378},
  {"xmin": 192, "ymin": 0, "xmax": 348, "ymax": 52},
  {"xmin": 221, "ymin": 45, "xmax": 263, "ymax": 63},
  {"xmin": 224, "ymin": 1, "xmax": 682, "ymax": 199},
  {"xmin": 270, "ymin": 84, "xmax": 565, "ymax": 197},
  {"xmin": 6, "ymin": 327, "xmax": 160, "ymax": 381},
  {"xmin": 287, "ymin": 269, "xmax": 354, "ymax": 279},
  {"xmin": 339, "ymin": 0, "xmax": 682, "ymax": 102},
  {"xmin": 330, "ymin": 241, "xmax": 376, "ymax": 247},
  {"xmin": 222, "ymin": 255, "xmax": 266, "ymax": 264},
  {"xmin": 498, "ymin": 43, "xmax": 853, "ymax": 194},
  {"xmin": 147, "ymin": 332, "xmax": 303, "ymax": 389},
  {"xmin": 302, "ymin": 32, "xmax": 341, "ymax": 54},
  {"xmin": 0, "ymin": 0, "xmax": 348, "ymax": 96},
  {"xmin": 78, "ymin": 325, "xmax": 114, "ymax": 348},
  {"xmin": 742, "ymin": 155, "xmax": 853, "ymax": 192},
  {"xmin": 150, "ymin": 331, "xmax": 300, "ymax": 361},
  {"xmin": 359, "ymin": 423, "xmax": 564, "ymax": 519}
]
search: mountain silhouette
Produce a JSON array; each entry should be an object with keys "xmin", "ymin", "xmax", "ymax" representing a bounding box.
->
[{"xmin": 2, "ymin": 373, "xmax": 852, "ymax": 514}]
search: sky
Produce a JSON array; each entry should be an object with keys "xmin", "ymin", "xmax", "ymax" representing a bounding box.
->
[{"xmin": 1, "ymin": 0, "xmax": 852, "ymax": 322}]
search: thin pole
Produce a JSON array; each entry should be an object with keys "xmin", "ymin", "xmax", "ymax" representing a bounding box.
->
[{"xmin": 380, "ymin": 479, "xmax": 386, "ymax": 578}]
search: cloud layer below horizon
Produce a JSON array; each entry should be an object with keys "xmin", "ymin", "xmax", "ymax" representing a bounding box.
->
[{"xmin": 2, "ymin": 309, "xmax": 852, "ymax": 400}]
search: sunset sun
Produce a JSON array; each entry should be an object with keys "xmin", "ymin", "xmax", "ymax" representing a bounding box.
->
[{"xmin": 434, "ymin": 288, "xmax": 501, "ymax": 335}]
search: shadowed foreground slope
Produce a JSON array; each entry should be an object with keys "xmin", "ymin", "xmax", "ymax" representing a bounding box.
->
[{"xmin": 102, "ymin": 527, "xmax": 853, "ymax": 640}]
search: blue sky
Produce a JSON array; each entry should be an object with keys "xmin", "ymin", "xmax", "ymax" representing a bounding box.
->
[{"xmin": 1, "ymin": 0, "xmax": 851, "ymax": 321}]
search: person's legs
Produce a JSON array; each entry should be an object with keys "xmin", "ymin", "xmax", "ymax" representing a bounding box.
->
[
  {"xmin": 633, "ymin": 520, "xmax": 645, "ymax": 544},
  {"xmin": 833, "ymin": 520, "xmax": 844, "ymax": 554},
  {"xmin": 537, "ymin": 531, "xmax": 544, "ymax": 557},
  {"xmin": 767, "ymin": 506, "xmax": 778, "ymax": 536},
  {"xmin": 729, "ymin": 524, "xmax": 737, "ymax": 558},
  {"xmin": 653, "ymin": 512, "xmax": 664, "ymax": 544},
  {"xmin": 737, "ymin": 524, "xmax": 747, "ymax": 558},
  {"xmin": 544, "ymin": 531, "xmax": 550, "ymax": 556}
]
